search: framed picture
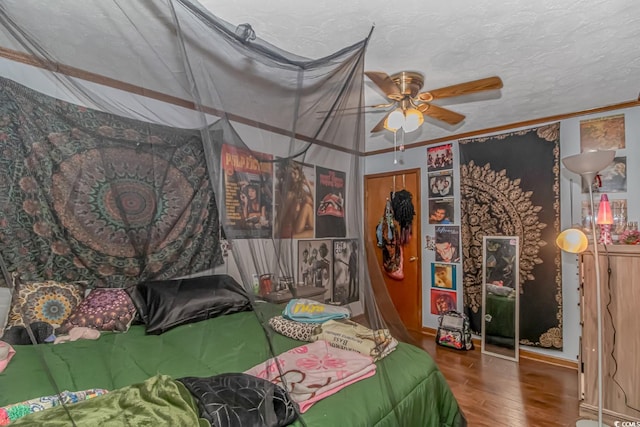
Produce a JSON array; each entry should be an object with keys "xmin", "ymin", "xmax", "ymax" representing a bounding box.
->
[
  {"xmin": 297, "ymin": 239, "xmax": 333, "ymax": 301},
  {"xmin": 428, "ymin": 170, "xmax": 454, "ymax": 198},
  {"xmin": 430, "ymin": 289, "xmax": 457, "ymax": 315},
  {"xmin": 435, "ymin": 225, "xmax": 460, "ymax": 263},
  {"xmin": 332, "ymin": 239, "xmax": 359, "ymax": 305},
  {"xmin": 431, "ymin": 263, "xmax": 457, "ymax": 290},
  {"xmin": 580, "ymin": 114, "xmax": 625, "ymax": 151},
  {"xmin": 428, "ymin": 199, "xmax": 454, "ymax": 224},
  {"xmin": 581, "ymin": 156, "xmax": 626, "ymax": 193},
  {"xmin": 427, "ymin": 143, "xmax": 453, "ymax": 172}
]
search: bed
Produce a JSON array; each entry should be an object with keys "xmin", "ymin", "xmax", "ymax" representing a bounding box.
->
[{"xmin": 0, "ymin": 302, "xmax": 465, "ymax": 426}]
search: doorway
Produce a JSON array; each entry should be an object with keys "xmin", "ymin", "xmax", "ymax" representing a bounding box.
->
[{"xmin": 364, "ymin": 169, "xmax": 422, "ymax": 332}]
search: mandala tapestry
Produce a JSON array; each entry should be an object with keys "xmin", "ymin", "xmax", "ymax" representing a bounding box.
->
[
  {"xmin": 459, "ymin": 124, "xmax": 562, "ymax": 349},
  {"xmin": 0, "ymin": 78, "xmax": 223, "ymax": 288}
]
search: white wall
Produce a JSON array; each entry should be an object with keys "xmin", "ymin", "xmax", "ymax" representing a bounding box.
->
[{"xmin": 365, "ymin": 105, "xmax": 639, "ymax": 361}]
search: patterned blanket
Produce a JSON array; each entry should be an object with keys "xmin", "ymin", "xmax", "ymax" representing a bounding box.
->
[{"xmin": 245, "ymin": 340, "xmax": 376, "ymax": 412}]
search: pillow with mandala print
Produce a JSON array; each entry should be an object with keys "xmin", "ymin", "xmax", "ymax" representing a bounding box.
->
[
  {"xmin": 57, "ymin": 288, "xmax": 137, "ymax": 334},
  {"xmin": 7, "ymin": 280, "xmax": 85, "ymax": 330}
]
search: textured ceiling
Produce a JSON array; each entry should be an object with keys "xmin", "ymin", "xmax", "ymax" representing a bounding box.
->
[{"xmin": 202, "ymin": 0, "xmax": 640, "ymax": 152}]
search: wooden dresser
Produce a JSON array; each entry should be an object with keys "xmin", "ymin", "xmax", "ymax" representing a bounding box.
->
[{"xmin": 579, "ymin": 244, "xmax": 640, "ymax": 423}]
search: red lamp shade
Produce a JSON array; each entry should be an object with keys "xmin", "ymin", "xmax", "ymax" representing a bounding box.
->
[{"xmin": 597, "ymin": 194, "xmax": 613, "ymax": 225}]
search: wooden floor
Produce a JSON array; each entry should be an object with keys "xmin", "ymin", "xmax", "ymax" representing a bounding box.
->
[{"xmin": 411, "ymin": 333, "xmax": 580, "ymax": 427}]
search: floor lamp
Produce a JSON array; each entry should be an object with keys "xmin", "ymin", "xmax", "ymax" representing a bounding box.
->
[{"xmin": 558, "ymin": 150, "xmax": 615, "ymax": 427}]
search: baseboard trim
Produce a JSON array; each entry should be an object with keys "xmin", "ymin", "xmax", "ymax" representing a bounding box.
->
[{"xmin": 418, "ymin": 327, "xmax": 578, "ymax": 370}]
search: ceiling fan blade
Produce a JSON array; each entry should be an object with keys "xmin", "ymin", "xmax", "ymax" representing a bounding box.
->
[
  {"xmin": 365, "ymin": 71, "xmax": 402, "ymax": 99},
  {"xmin": 417, "ymin": 76, "xmax": 503, "ymax": 101},
  {"xmin": 316, "ymin": 102, "xmax": 394, "ymax": 114},
  {"xmin": 371, "ymin": 111, "xmax": 391, "ymax": 133},
  {"xmin": 418, "ymin": 103, "xmax": 465, "ymax": 125}
]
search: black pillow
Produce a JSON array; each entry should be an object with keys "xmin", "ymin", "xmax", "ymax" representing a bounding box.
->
[
  {"xmin": 130, "ymin": 274, "xmax": 252, "ymax": 335},
  {"xmin": 178, "ymin": 373, "xmax": 299, "ymax": 427}
]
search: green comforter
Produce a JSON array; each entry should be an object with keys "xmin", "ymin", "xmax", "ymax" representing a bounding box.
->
[
  {"xmin": 8, "ymin": 375, "xmax": 209, "ymax": 426},
  {"xmin": 1, "ymin": 303, "xmax": 465, "ymax": 426}
]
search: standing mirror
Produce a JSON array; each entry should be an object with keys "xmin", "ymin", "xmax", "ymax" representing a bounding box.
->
[{"xmin": 481, "ymin": 236, "xmax": 519, "ymax": 361}]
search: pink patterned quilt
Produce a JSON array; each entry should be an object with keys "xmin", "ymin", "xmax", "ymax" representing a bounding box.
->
[{"xmin": 245, "ymin": 340, "xmax": 376, "ymax": 412}]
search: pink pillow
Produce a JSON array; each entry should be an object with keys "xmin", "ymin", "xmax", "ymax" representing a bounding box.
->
[{"xmin": 57, "ymin": 288, "xmax": 137, "ymax": 334}]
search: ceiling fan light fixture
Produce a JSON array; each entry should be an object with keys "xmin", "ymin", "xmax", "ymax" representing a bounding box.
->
[
  {"xmin": 384, "ymin": 108, "xmax": 405, "ymax": 132},
  {"xmin": 383, "ymin": 107, "xmax": 424, "ymax": 133},
  {"xmin": 403, "ymin": 108, "xmax": 424, "ymax": 133}
]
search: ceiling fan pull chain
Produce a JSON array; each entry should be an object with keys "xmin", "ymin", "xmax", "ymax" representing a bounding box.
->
[{"xmin": 393, "ymin": 130, "xmax": 398, "ymax": 164}]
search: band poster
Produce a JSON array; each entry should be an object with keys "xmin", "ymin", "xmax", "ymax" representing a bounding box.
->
[
  {"xmin": 315, "ymin": 166, "xmax": 346, "ymax": 238},
  {"xmin": 333, "ymin": 239, "xmax": 359, "ymax": 305},
  {"xmin": 221, "ymin": 144, "xmax": 273, "ymax": 239}
]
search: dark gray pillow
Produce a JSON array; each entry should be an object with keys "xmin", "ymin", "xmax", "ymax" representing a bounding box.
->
[
  {"xmin": 129, "ymin": 274, "xmax": 252, "ymax": 335},
  {"xmin": 178, "ymin": 373, "xmax": 299, "ymax": 427}
]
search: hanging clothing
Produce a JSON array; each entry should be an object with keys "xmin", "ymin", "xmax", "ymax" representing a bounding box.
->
[
  {"xmin": 391, "ymin": 189, "xmax": 415, "ymax": 245},
  {"xmin": 376, "ymin": 199, "xmax": 404, "ymax": 280}
]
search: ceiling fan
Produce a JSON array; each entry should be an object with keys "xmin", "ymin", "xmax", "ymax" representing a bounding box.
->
[{"xmin": 365, "ymin": 71, "xmax": 503, "ymax": 133}]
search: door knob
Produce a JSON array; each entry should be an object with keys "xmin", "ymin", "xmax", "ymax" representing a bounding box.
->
[{"xmin": 409, "ymin": 256, "xmax": 418, "ymax": 262}]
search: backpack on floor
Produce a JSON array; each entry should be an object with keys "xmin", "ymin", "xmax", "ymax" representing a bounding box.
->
[{"xmin": 435, "ymin": 310, "xmax": 474, "ymax": 351}]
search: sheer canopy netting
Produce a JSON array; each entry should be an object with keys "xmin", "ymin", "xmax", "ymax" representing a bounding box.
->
[{"xmin": 0, "ymin": 1, "xmax": 419, "ymax": 425}]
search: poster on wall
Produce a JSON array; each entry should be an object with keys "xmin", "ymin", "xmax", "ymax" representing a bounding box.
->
[
  {"xmin": 315, "ymin": 166, "xmax": 346, "ymax": 238},
  {"xmin": 580, "ymin": 114, "xmax": 625, "ymax": 151},
  {"xmin": 581, "ymin": 156, "xmax": 627, "ymax": 193},
  {"xmin": 435, "ymin": 225, "xmax": 460, "ymax": 263},
  {"xmin": 428, "ymin": 198, "xmax": 455, "ymax": 224},
  {"xmin": 431, "ymin": 263, "xmax": 457, "ymax": 290},
  {"xmin": 274, "ymin": 160, "xmax": 315, "ymax": 238},
  {"xmin": 221, "ymin": 144, "xmax": 273, "ymax": 239},
  {"xmin": 427, "ymin": 143, "xmax": 453, "ymax": 172},
  {"xmin": 332, "ymin": 239, "xmax": 359, "ymax": 305},
  {"xmin": 297, "ymin": 239, "xmax": 333, "ymax": 301},
  {"xmin": 428, "ymin": 170, "xmax": 454, "ymax": 198},
  {"xmin": 430, "ymin": 289, "xmax": 458, "ymax": 315}
]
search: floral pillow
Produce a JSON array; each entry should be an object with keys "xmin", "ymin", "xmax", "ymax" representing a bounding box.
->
[
  {"xmin": 57, "ymin": 288, "xmax": 137, "ymax": 334},
  {"xmin": 7, "ymin": 280, "xmax": 85, "ymax": 330}
]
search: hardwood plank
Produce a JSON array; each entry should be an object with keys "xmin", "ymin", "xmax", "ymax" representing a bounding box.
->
[{"xmin": 411, "ymin": 333, "xmax": 580, "ymax": 426}]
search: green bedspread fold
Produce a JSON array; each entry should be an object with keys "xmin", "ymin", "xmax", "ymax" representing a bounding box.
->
[{"xmin": 9, "ymin": 375, "xmax": 208, "ymax": 427}]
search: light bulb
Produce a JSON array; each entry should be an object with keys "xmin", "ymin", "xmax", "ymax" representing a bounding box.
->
[
  {"xmin": 402, "ymin": 108, "xmax": 424, "ymax": 133},
  {"xmin": 384, "ymin": 109, "xmax": 404, "ymax": 132}
]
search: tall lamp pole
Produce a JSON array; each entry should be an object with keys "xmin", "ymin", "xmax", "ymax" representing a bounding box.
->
[{"xmin": 561, "ymin": 150, "xmax": 614, "ymax": 427}]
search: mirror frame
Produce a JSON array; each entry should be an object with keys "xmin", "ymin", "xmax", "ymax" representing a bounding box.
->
[{"xmin": 481, "ymin": 235, "xmax": 520, "ymax": 362}]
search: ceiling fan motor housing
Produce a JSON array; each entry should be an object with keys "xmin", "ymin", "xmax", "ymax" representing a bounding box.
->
[{"xmin": 389, "ymin": 71, "xmax": 425, "ymax": 100}]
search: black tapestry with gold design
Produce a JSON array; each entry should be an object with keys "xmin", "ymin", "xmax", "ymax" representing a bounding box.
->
[
  {"xmin": 459, "ymin": 124, "xmax": 562, "ymax": 349},
  {"xmin": 0, "ymin": 78, "xmax": 223, "ymax": 288}
]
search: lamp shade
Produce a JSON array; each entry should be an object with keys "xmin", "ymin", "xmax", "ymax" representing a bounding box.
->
[
  {"xmin": 384, "ymin": 109, "xmax": 404, "ymax": 132},
  {"xmin": 597, "ymin": 194, "xmax": 613, "ymax": 225},
  {"xmin": 556, "ymin": 228, "xmax": 589, "ymax": 253},
  {"xmin": 402, "ymin": 108, "xmax": 424, "ymax": 133},
  {"xmin": 383, "ymin": 108, "xmax": 425, "ymax": 133},
  {"xmin": 562, "ymin": 150, "xmax": 615, "ymax": 179}
]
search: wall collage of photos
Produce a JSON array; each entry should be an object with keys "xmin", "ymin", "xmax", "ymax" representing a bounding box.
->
[
  {"xmin": 426, "ymin": 143, "xmax": 460, "ymax": 316},
  {"xmin": 220, "ymin": 144, "xmax": 358, "ymax": 306}
]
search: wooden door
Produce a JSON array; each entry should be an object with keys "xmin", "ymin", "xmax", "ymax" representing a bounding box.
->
[{"xmin": 364, "ymin": 169, "xmax": 421, "ymax": 332}]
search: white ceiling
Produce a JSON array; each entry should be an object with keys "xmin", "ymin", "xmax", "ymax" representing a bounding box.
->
[{"xmin": 202, "ymin": 0, "xmax": 640, "ymax": 152}]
